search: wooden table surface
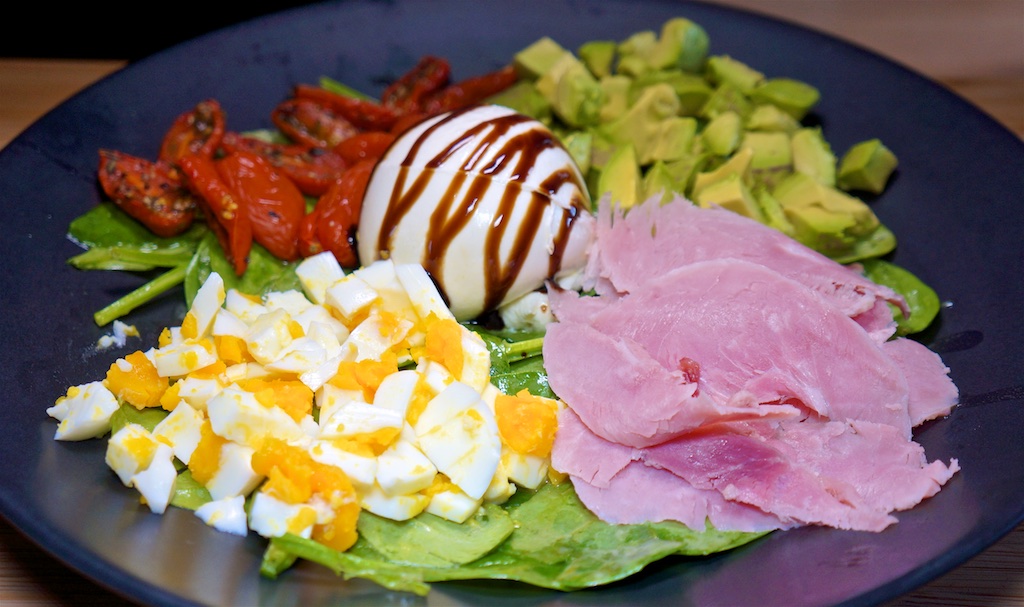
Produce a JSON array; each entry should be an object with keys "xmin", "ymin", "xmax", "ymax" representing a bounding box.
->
[{"xmin": 1, "ymin": 1, "xmax": 1021, "ymax": 605}]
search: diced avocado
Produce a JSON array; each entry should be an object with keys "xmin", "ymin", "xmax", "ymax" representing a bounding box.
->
[
  {"xmin": 629, "ymin": 70, "xmax": 712, "ymax": 116},
  {"xmin": 791, "ymin": 127, "xmax": 836, "ymax": 186},
  {"xmin": 773, "ymin": 172, "xmax": 887, "ymax": 259},
  {"xmin": 837, "ymin": 139, "xmax": 898, "ymax": 194},
  {"xmin": 647, "ymin": 116, "xmax": 698, "ymax": 164},
  {"xmin": 616, "ymin": 30, "xmax": 659, "ymax": 77},
  {"xmin": 485, "ymin": 80, "xmax": 552, "ymax": 122},
  {"xmin": 695, "ymin": 173, "xmax": 765, "ymax": 222},
  {"xmin": 663, "ymin": 152, "xmax": 711, "ymax": 197},
  {"xmin": 691, "ymin": 145, "xmax": 753, "ymax": 196},
  {"xmin": 706, "ymin": 55, "xmax": 765, "ymax": 94},
  {"xmin": 514, "ymin": 37, "xmax": 573, "ymax": 80},
  {"xmin": 596, "ymin": 143, "xmax": 642, "ymax": 208},
  {"xmin": 599, "ymin": 74, "xmax": 633, "ymax": 122},
  {"xmin": 598, "ymin": 83, "xmax": 683, "ymax": 164},
  {"xmin": 535, "ymin": 54, "xmax": 605, "ymax": 128},
  {"xmin": 649, "ymin": 17, "xmax": 710, "ymax": 73},
  {"xmin": 643, "ymin": 160, "xmax": 680, "ymax": 204},
  {"xmin": 742, "ymin": 131, "xmax": 793, "ymax": 190},
  {"xmin": 586, "ymin": 129, "xmax": 618, "ymax": 173},
  {"xmin": 745, "ymin": 104, "xmax": 801, "ymax": 133},
  {"xmin": 748, "ymin": 78, "xmax": 820, "ymax": 120},
  {"xmin": 753, "ymin": 186, "xmax": 797, "ymax": 236},
  {"xmin": 561, "ymin": 130, "xmax": 593, "ymax": 175},
  {"xmin": 700, "ymin": 110, "xmax": 742, "ymax": 156},
  {"xmin": 699, "ymin": 83, "xmax": 753, "ymax": 120},
  {"xmin": 578, "ymin": 40, "xmax": 617, "ymax": 78}
]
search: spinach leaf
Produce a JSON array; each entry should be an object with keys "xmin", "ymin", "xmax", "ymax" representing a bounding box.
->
[
  {"xmin": 860, "ymin": 258, "xmax": 941, "ymax": 335},
  {"xmin": 263, "ymin": 482, "xmax": 766, "ymax": 594},
  {"xmin": 184, "ymin": 232, "xmax": 304, "ymax": 306},
  {"xmin": 356, "ymin": 503, "xmax": 515, "ymax": 566}
]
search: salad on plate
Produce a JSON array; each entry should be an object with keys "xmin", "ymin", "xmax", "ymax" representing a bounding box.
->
[{"xmin": 49, "ymin": 15, "xmax": 960, "ymax": 596}]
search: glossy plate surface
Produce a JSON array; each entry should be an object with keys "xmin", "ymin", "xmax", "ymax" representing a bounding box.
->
[{"xmin": 1, "ymin": 1, "xmax": 1021, "ymax": 605}]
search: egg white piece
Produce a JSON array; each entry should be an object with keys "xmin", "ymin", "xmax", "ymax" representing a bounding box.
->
[
  {"xmin": 325, "ymin": 272, "xmax": 379, "ymax": 323},
  {"xmin": 426, "ymin": 487, "xmax": 482, "ymax": 524},
  {"xmin": 224, "ymin": 289, "xmax": 268, "ymax": 324},
  {"xmin": 106, "ymin": 423, "xmax": 162, "ymax": 486},
  {"xmin": 152, "ymin": 339, "xmax": 218, "ymax": 378},
  {"xmin": 308, "ymin": 440, "xmax": 377, "ymax": 490},
  {"xmin": 249, "ymin": 492, "xmax": 316, "ymax": 539},
  {"xmin": 185, "ymin": 271, "xmax": 225, "ymax": 339},
  {"xmin": 359, "ymin": 483, "xmax": 429, "ymax": 521},
  {"xmin": 375, "ymin": 439, "xmax": 437, "ymax": 496},
  {"xmin": 295, "ymin": 251, "xmax": 346, "ymax": 305},
  {"xmin": 204, "ymin": 442, "xmax": 262, "ymax": 501},
  {"xmin": 319, "ymin": 401, "xmax": 404, "ymax": 441},
  {"xmin": 414, "ymin": 382, "xmax": 502, "ymax": 500},
  {"xmin": 130, "ymin": 443, "xmax": 177, "ymax": 514},
  {"xmin": 206, "ymin": 385, "xmax": 308, "ymax": 449},
  {"xmin": 194, "ymin": 495, "xmax": 249, "ymax": 536},
  {"xmin": 358, "ymin": 104, "xmax": 594, "ymax": 321},
  {"xmin": 152, "ymin": 401, "xmax": 205, "ymax": 465},
  {"xmin": 48, "ymin": 381, "xmax": 121, "ymax": 441}
]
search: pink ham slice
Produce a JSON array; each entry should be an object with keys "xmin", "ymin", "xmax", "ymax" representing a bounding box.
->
[
  {"xmin": 546, "ymin": 199, "xmax": 960, "ymax": 533},
  {"xmin": 583, "ymin": 197, "xmax": 906, "ymax": 341},
  {"xmin": 553, "ymin": 408, "xmax": 786, "ymax": 532},
  {"xmin": 881, "ymin": 338, "xmax": 959, "ymax": 426},
  {"xmin": 546, "ymin": 259, "xmax": 915, "ymax": 440}
]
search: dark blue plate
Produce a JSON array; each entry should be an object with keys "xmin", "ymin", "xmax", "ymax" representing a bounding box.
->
[{"xmin": 1, "ymin": 1, "xmax": 1021, "ymax": 605}]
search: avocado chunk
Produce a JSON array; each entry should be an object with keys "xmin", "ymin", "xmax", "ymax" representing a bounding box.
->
[
  {"xmin": 643, "ymin": 160, "xmax": 681, "ymax": 204},
  {"xmin": 791, "ymin": 127, "xmax": 836, "ymax": 186},
  {"xmin": 599, "ymin": 83, "xmax": 686, "ymax": 164},
  {"xmin": 753, "ymin": 186, "xmax": 797, "ymax": 236},
  {"xmin": 742, "ymin": 131, "xmax": 793, "ymax": 190},
  {"xmin": 561, "ymin": 130, "xmax": 594, "ymax": 175},
  {"xmin": 663, "ymin": 152, "xmax": 711, "ymax": 196},
  {"xmin": 485, "ymin": 80, "xmax": 552, "ymax": 122},
  {"xmin": 701, "ymin": 110, "xmax": 743, "ymax": 156},
  {"xmin": 514, "ymin": 37, "xmax": 573, "ymax": 80},
  {"xmin": 616, "ymin": 30, "xmax": 659, "ymax": 77},
  {"xmin": 596, "ymin": 143, "xmax": 642, "ymax": 208},
  {"xmin": 749, "ymin": 78, "xmax": 820, "ymax": 120},
  {"xmin": 837, "ymin": 139, "xmax": 898, "ymax": 194},
  {"xmin": 695, "ymin": 173, "xmax": 765, "ymax": 222},
  {"xmin": 599, "ymin": 74, "xmax": 633, "ymax": 122},
  {"xmin": 578, "ymin": 40, "xmax": 617, "ymax": 78},
  {"xmin": 746, "ymin": 104, "xmax": 801, "ymax": 133},
  {"xmin": 630, "ymin": 70, "xmax": 711, "ymax": 116},
  {"xmin": 706, "ymin": 55, "xmax": 765, "ymax": 94},
  {"xmin": 535, "ymin": 54, "xmax": 605, "ymax": 128},
  {"xmin": 691, "ymin": 145, "xmax": 753, "ymax": 197},
  {"xmin": 773, "ymin": 172, "xmax": 888, "ymax": 259},
  {"xmin": 700, "ymin": 82, "xmax": 753, "ymax": 120},
  {"xmin": 649, "ymin": 17, "xmax": 710, "ymax": 73}
]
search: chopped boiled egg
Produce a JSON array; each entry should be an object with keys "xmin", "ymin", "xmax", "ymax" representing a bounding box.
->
[
  {"xmin": 194, "ymin": 495, "xmax": 248, "ymax": 536},
  {"xmin": 51, "ymin": 261, "xmax": 565, "ymax": 551},
  {"xmin": 48, "ymin": 381, "xmax": 120, "ymax": 441}
]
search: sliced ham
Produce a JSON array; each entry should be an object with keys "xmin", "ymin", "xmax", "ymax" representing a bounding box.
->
[
  {"xmin": 584, "ymin": 196, "xmax": 906, "ymax": 340},
  {"xmin": 881, "ymin": 338, "xmax": 960, "ymax": 425},
  {"xmin": 548, "ymin": 259, "xmax": 914, "ymax": 440},
  {"xmin": 546, "ymin": 198, "xmax": 960, "ymax": 534}
]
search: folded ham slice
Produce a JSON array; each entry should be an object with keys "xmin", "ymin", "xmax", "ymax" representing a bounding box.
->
[
  {"xmin": 547, "ymin": 196, "xmax": 960, "ymax": 533},
  {"xmin": 583, "ymin": 197, "xmax": 907, "ymax": 342}
]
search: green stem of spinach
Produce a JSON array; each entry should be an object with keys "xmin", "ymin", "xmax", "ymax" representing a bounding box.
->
[
  {"xmin": 94, "ymin": 264, "xmax": 188, "ymax": 327},
  {"xmin": 69, "ymin": 246, "xmax": 195, "ymax": 271},
  {"xmin": 504, "ymin": 336, "xmax": 544, "ymax": 359}
]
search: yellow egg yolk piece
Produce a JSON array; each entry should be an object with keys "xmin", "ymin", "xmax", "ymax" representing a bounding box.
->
[
  {"xmin": 494, "ymin": 390, "xmax": 559, "ymax": 457},
  {"xmin": 424, "ymin": 317, "xmax": 465, "ymax": 380},
  {"xmin": 253, "ymin": 438, "xmax": 360, "ymax": 552},
  {"xmin": 104, "ymin": 350, "xmax": 168, "ymax": 409},
  {"xmin": 215, "ymin": 335, "xmax": 252, "ymax": 366},
  {"xmin": 238, "ymin": 378, "xmax": 314, "ymax": 423},
  {"xmin": 188, "ymin": 421, "xmax": 227, "ymax": 486},
  {"xmin": 328, "ymin": 353, "xmax": 400, "ymax": 402}
]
